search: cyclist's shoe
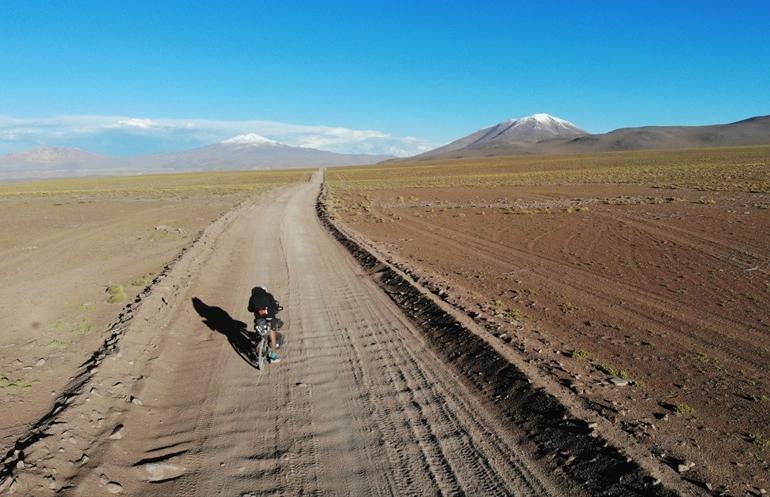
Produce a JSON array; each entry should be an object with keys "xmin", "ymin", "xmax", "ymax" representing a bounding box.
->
[{"xmin": 269, "ymin": 351, "xmax": 281, "ymax": 363}]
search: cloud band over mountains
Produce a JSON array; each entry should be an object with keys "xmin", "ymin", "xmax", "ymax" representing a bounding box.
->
[{"xmin": 0, "ymin": 115, "xmax": 433, "ymax": 157}]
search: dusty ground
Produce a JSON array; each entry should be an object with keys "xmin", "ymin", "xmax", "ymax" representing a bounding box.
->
[
  {"xmin": 0, "ymin": 172, "xmax": 593, "ymax": 497},
  {"xmin": 2, "ymin": 153, "xmax": 766, "ymax": 496},
  {"xmin": 331, "ymin": 178, "xmax": 770, "ymax": 493},
  {"xmin": 0, "ymin": 194, "xmax": 244, "ymax": 447},
  {"xmin": 0, "ymin": 170, "xmax": 308, "ymax": 451}
]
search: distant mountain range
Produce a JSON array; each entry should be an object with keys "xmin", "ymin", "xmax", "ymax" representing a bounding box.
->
[
  {"xmin": 0, "ymin": 134, "xmax": 391, "ymax": 181},
  {"xmin": 412, "ymin": 114, "xmax": 770, "ymax": 160},
  {"xmin": 4, "ymin": 115, "xmax": 770, "ymax": 180}
]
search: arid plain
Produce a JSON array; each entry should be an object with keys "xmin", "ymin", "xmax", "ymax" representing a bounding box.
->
[
  {"xmin": 0, "ymin": 170, "xmax": 310, "ymax": 449},
  {"xmin": 0, "ymin": 146, "xmax": 768, "ymax": 496},
  {"xmin": 327, "ymin": 145, "xmax": 770, "ymax": 493}
]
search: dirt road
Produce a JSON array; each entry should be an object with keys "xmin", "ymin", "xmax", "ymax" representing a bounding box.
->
[{"xmin": 3, "ymin": 172, "xmax": 577, "ymax": 496}]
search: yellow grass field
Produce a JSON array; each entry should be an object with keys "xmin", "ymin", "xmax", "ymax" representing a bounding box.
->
[
  {"xmin": 327, "ymin": 145, "xmax": 770, "ymax": 193},
  {"xmin": 0, "ymin": 168, "xmax": 314, "ymax": 197}
]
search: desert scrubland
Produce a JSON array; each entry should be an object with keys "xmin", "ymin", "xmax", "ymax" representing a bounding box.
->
[
  {"xmin": 2, "ymin": 172, "xmax": 596, "ymax": 497},
  {"xmin": 0, "ymin": 170, "xmax": 310, "ymax": 448},
  {"xmin": 327, "ymin": 145, "xmax": 770, "ymax": 492}
]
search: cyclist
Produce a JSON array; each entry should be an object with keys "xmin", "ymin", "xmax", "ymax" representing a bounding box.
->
[{"xmin": 247, "ymin": 286, "xmax": 284, "ymax": 362}]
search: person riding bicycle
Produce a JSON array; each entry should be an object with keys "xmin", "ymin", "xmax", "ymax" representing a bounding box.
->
[{"xmin": 247, "ymin": 286, "xmax": 284, "ymax": 363}]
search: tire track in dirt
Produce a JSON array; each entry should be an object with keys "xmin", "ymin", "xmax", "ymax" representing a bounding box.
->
[
  {"xmin": 598, "ymin": 209, "xmax": 769, "ymax": 272},
  {"xmin": 383, "ymin": 210, "xmax": 770, "ymax": 372},
  {"xmin": 331, "ymin": 266, "xmax": 557, "ymax": 496}
]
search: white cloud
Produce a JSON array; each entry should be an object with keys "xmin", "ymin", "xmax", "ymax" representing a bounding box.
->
[
  {"xmin": 0, "ymin": 115, "xmax": 434, "ymax": 157},
  {"xmin": 111, "ymin": 118, "xmax": 160, "ymax": 129}
]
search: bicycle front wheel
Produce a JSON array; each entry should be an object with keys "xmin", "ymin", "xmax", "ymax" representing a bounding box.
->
[{"xmin": 258, "ymin": 337, "xmax": 270, "ymax": 370}]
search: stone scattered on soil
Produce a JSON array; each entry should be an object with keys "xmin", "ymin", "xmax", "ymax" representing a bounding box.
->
[
  {"xmin": 144, "ymin": 462, "xmax": 187, "ymax": 482},
  {"xmin": 609, "ymin": 377, "xmax": 631, "ymax": 386},
  {"xmin": 106, "ymin": 481, "xmax": 124, "ymax": 493},
  {"xmin": 108, "ymin": 424, "xmax": 125, "ymax": 440}
]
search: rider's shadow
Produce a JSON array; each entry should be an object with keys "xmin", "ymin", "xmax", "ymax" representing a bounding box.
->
[{"xmin": 191, "ymin": 297, "xmax": 259, "ymax": 369}]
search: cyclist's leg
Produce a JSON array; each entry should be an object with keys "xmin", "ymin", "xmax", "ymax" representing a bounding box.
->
[{"xmin": 269, "ymin": 328, "xmax": 277, "ymax": 351}]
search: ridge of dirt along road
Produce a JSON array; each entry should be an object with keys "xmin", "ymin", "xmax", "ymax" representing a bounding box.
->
[{"xmin": 4, "ymin": 171, "xmax": 583, "ymax": 496}]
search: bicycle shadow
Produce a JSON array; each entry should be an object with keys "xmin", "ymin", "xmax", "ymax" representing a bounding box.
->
[{"xmin": 191, "ymin": 297, "xmax": 259, "ymax": 369}]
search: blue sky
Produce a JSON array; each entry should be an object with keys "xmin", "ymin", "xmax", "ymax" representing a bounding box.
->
[{"xmin": 1, "ymin": 0, "xmax": 769, "ymax": 155}]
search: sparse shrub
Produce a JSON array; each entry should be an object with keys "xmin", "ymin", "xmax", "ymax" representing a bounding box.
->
[
  {"xmin": 131, "ymin": 273, "xmax": 155, "ymax": 287},
  {"xmin": 596, "ymin": 362, "xmax": 630, "ymax": 379},
  {"xmin": 559, "ymin": 302, "xmax": 577, "ymax": 314},
  {"xmin": 51, "ymin": 321, "xmax": 69, "ymax": 332},
  {"xmin": 47, "ymin": 339, "xmax": 67, "ymax": 349},
  {"xmin": 503, "ymin": 309, "xmax": 523, "ymax": 321},
  {"xmin": 107, "ymin": 285, "xmax": 127, "ymax": 303},
  {"xmin": 71, "ymin": 321, "xmax": 92, "ymax": 336},
  {"xmin": 571, "ymin": 349, "xmax": 591, "ymax": 360},
  {"xmin": 673, "ymin": 403, "xmax": 695, "ymax": 416},
  {"xmin": 750, "ymin": 432, "xmax": 769, "ymax": 448}
]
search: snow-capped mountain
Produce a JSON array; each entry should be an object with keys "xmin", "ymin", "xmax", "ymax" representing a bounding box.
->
[
  {"xmin": 220, "ymin": 133, "xmax": 281, "ymax": 147},
  {"xmin": 491, "ymin": 114, "xmax": 586, "ymax": 143},
  {"xmin": 413, "ymin": 113, "xmax": 770, "ymax": 159},
  {"xmin": 422, "ymin": 113, "xmax": 586, "ymax": 157}
]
